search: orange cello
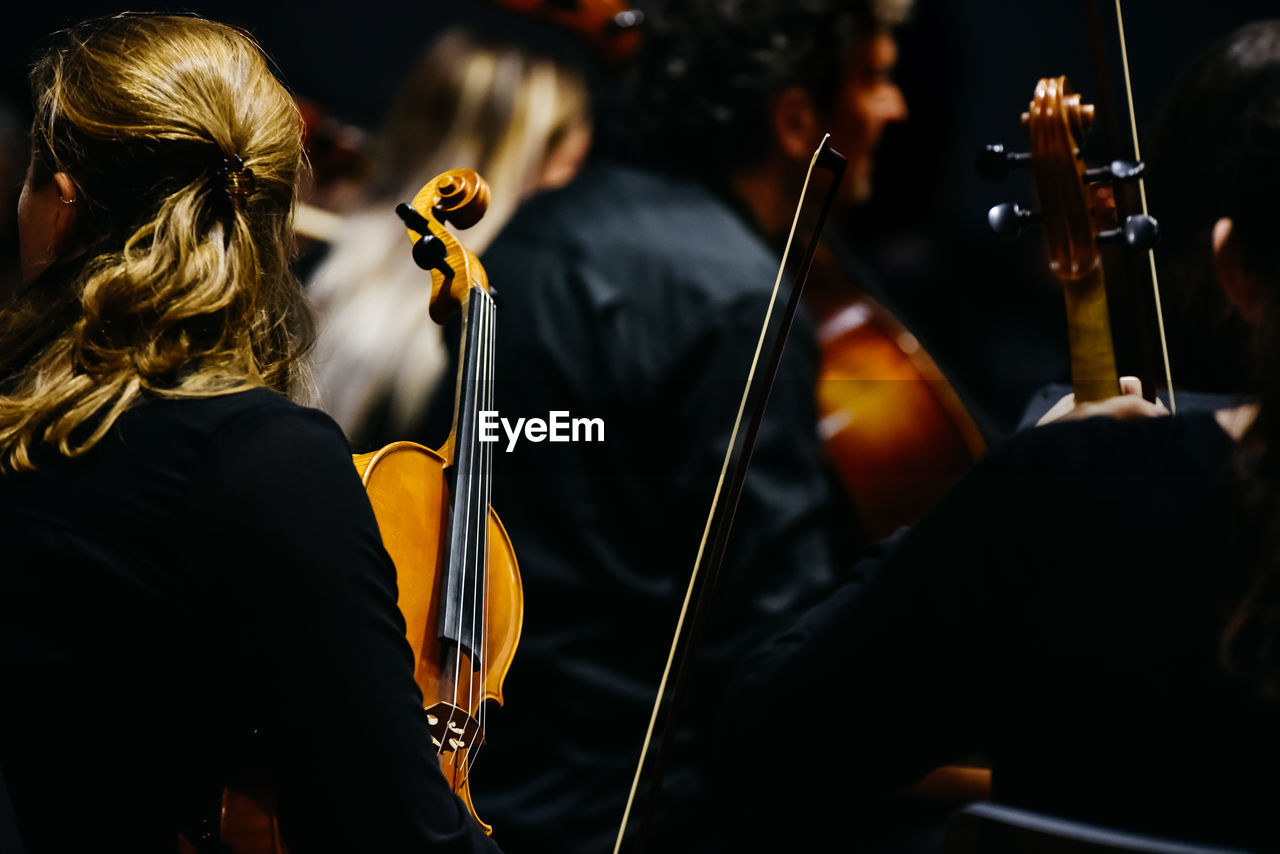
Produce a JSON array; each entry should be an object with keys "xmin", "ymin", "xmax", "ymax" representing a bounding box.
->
[
  {"xmin": 208, "ymin": 170, "xmax": 522, "ymax": 854},
  {"xmin": 804, "ymin": 244, "xmax": 987, "ymax": 540},
  {"xmin": 354, "ymin": 168, "xmax": 523, "ymax": 834}
]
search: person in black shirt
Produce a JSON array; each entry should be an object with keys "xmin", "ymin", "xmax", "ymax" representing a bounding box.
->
[
  {"xmin": 719, "ymin": 20, "xmax": 1280, "ymax": 852},
  {"xmin": 0, "ymin": 14, "xmax": 499, "ymax": 854},
  {"xmin": 463, "ymin": 1, "xmax": 913, "ymax": 851}
]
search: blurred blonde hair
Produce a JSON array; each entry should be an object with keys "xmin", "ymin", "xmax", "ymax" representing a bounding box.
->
[
  {"xmin": 308, "ymin": 28, "xmax": 590, "ymax": 443},
  {"xmin": 0, "ymin": 13, "xmax": 309, "ymax": 471}
]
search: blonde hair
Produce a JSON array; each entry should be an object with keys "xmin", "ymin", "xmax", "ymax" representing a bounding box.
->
[
  {"xmin": 307, "ymin": 28, "xmax": 590, "ymax": 443},
  {"xmin": 0, "ymin": 13, "xmax": 309, "ymax": 471}
]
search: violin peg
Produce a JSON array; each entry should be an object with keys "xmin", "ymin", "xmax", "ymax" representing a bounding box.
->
[
  {"xmin": 1097, "ymin": 214, "xmax": 1159, "ymax": 249},
  {"xmin": 396, "ymin": 202, "xmax": 458, "ymax": 276},
  {"xmin": 988, "ymin": 202, "xmax": 1040, "ymax": 237},
  {"xmin": 411, "ymin": 234, "xmax": 454, "ymax": 277},
  {"xmin": 395, "ymin": 202, "xmax": 433, "ymax": 235},
  {"xmin": 1084, "ymin": 159, "xmax": 1146, "ymax": 183},
  {"xmin": 1124, "ymin": 214, "xmax": 1159, "ymax": 249},
  {"xmin": 976, "ymin": 144, "xmax": 1031, "ymax": 181}
]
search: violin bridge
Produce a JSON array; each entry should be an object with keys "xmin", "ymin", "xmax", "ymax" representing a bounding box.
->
[{"xmin": 424, "ymin": 702, "xmax": 484, "ymax": 753}]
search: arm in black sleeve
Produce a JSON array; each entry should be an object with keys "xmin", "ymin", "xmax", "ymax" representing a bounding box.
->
[
  {"xmin": 180, "ymin": 401, "xmax": 502, "ymax": 854},
  {"xmin": 716, "ymin": 436, "xmax": 1033, "ymax": 819}
]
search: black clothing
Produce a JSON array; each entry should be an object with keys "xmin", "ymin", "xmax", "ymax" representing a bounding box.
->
[
  {"xmin": 466, "ymin": 163, "xmax": 840, "ymax": 852},
  {"xmin": 724, "ymin": 412, "xmax": 1280, "ymax": 851},
  {"xmin": 0, "ymin": 389, "xmax": 500, "ymax": 854}
]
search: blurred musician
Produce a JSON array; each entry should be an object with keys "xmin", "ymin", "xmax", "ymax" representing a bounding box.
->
[{"xmin": 306, "ymin": 8, "xmax": 599, "ymax": 450}]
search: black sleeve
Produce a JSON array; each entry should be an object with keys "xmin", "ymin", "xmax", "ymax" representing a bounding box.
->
[
  {"xmin": 716, "ymin": 433, "xmax": 1032, "ymax": 817},
  {"xmin": 180, "ymin": 403, "xmax": 502, "ymax": 854}
]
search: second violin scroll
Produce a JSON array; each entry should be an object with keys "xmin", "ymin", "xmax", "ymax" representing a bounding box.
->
[{"xmin": 981, "ymin": 76, "xmax": 1159, "ymax": 404}]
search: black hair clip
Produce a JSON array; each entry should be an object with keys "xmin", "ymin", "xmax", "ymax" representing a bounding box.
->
[{"xmin": 219, "ymin": 154, "xmax": 255, "ymax": 208}]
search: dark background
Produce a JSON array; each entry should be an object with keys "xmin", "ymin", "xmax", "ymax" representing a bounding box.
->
[{"xmin": 0, "ymin": 0, "xmax": 1275, "ymax": 434}]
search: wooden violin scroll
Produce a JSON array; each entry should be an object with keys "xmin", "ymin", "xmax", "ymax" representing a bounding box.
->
[
  {"xmin": 414, "ymin": 168, "xmax": 490, "ymax": 230},
  {"xmin": 400, "ymin": 168, "xmax": 492, "ymax": 325},
  {"xmin": 983, "ymin": 76, "xmax": 1163, "ymax": 404},
  {"xmin": 1025, "ymin": 76, "xmax": 1119, "ymax": 403},
  {"xmin": 1025, "ymin": 78, "xmax": 1097, "ymax": 283}
]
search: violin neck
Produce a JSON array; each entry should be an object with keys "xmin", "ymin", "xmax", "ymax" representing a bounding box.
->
[
  {"xmin": 440, "ymin": 286, "xmax": 497, "ymax": 663},
  {"xmin": 1062, "ymin": 263, "xmax": 1120, "ymax": 403}
]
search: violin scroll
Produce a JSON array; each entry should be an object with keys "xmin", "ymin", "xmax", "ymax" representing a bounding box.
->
[
  {"xmin": 980, "ymin": 76, "xmax": 1162, "ymax": 402},
  {"xmin": 421, "ymin": 168, "xmax": 490, "ymax": 230},
  {"xmin": 395, "ymin": 168, "xmax": 492, "ymax": 324}
]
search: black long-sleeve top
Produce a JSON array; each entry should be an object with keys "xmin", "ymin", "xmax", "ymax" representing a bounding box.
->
[
  {"xmin": 722, "ymin": 411, "xmax": 1280, "ymax": 851},
  {"xmin": 0, "ymin": 388, "xmax": 501, "ymax": 854}
]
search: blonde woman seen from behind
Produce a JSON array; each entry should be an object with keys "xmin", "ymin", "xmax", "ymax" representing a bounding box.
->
[{"xmin": 0, "ymin": 14, "xmax": 501, "ymax": 853}]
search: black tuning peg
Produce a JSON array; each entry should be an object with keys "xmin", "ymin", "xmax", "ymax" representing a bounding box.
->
[
  {"xmin": 976, "ymin": 144, "xmax": 1032, "ymax": 181},
  {"xmin": 1098, "ymin": 214, "xmax": 1159, "ymax": 250},
  {"xmin": 396, "ymin": 202, "xmax": 456, "ymax": 276},
  {"xmin": 395, "ymin": 202, "xmax": 433, "ymax": 235},
  {"xmin": 1084, "ymin": 159, "xmax": 1146, "ymax": 183},
  {"xmin": 988, "ymin": 203, "xmax": 1040, "ymax": 237}
]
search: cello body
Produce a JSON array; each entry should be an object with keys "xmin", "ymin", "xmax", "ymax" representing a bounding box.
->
[{"xmin": 806, "ymin": 245, "xmax": 986, "ymax": 539}]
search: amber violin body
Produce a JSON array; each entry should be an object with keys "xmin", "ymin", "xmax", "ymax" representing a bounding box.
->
[
  {"xmin": 354, "ymin": 442, "xmax": 522, "ymax": 832},
  {"xmin": 806, "ymin": 244, "xmax": 985, "ymax": 539}
]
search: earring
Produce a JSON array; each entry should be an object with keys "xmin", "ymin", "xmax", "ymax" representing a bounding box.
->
[{"xmin": 60, "ymin": 197, "xmax": 76, "ymax": 205}]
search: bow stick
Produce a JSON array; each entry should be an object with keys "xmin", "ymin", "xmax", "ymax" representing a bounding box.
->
[
  {"xmin": 612, "ymin": 136, "xmax": 846, "ymax": 853},
  {"xmin": 1087, "ymin": 0, "xmax": 1177, "ymax": 411}
]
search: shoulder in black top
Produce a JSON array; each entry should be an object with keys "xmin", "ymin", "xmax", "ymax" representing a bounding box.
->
[{"xmin": 0, "ymin": 389, "xmax": 500, "ymax": 853}]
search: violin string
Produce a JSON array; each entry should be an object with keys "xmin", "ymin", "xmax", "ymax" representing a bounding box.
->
[
  {"xmin": 460, "ymin": 745, "xmax": 486, "ymax": 787},
  {"xmin": 1114, "ymin": 0, "xmax": 1176, "ymax": 413},
  {"xmin": 469, "ymin": 290, "xmax": 497, "ymax": 776},
  {"xmin": 612, "ymin": 140, "xmax": 830, "ymax": 854},
  {"xmin": 481, "ymin": 291, "xmax": 496, "ymax": 739},
  {"xmin": 459, "ymin": 287, "xmax": 486, "ymax": 734},
  {"xmin": 468, "ymin": 291, "xmax": 492, "ymax": 742},
  {"xmin": 447, "ymin": 284, "xmax": 477, "ymax": 757},
  {"xmin": 464, "ymin": 292, "xmax": 482, "ymax": 726}
]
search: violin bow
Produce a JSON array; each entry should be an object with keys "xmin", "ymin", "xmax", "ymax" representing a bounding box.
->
[
  {"xmin": 1093, "ymin": 0, "xmax": 1178, "ymax": 411},
  {"xmin": 612, "ymin": 136, "xmax": 846, "ymax": 854}
]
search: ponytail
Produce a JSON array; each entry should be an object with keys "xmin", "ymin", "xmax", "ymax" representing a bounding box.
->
[{"xmin": 0, "ymin": 14, "xmax": 310, "ymax": 471}]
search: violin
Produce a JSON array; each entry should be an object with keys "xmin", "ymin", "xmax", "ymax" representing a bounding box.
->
[
  {"xmin": 356, "ymin": 168, "xmax": 523, "ymax": 834},
  {"xmin": 203, "ymin": 170, "xmax": 521, "ymax": 853}
]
